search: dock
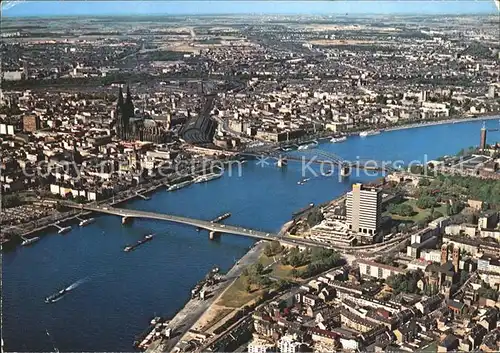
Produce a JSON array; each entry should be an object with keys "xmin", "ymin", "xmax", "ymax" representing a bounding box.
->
[
  {"xmin": 53, "ymin": 223, "xmax": 71, "ymax": 234},
  {"xmin": 136, "ymin": 192, "xmax": 151, "ymax": 201}
]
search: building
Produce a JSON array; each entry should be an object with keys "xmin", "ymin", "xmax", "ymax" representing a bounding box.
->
[
  {"xmin": 115, "ymin": 86, "xmax": 135, "ymax": 140},
  {"xmin": 488, "ymin": 85, "xmax": 496, "ymax": 99},
  {"xmin": 394, "ymin": 320, "xmax": 419, "ymax": 343},
  {"xmin": 480, "ymin": 123, "xmax": 487, "ymax": 151},
  {"xmin": 23, "ymin": 115, "xmax": 41, "ymax": 132},
  {"xmin": 346, "ymin": 183, "xmax": 382, "ymax": 241},
  {"xmin": 247, "ymin": 336, "xmax": 276, "ymax": 353},
  {"xmin": 278, "ymin": 334, "xmax": 308, "ymax": 353},
  {"xmin": 358, "ymin": 259, "xmax": 406, "ymax": 280},
  {"xmin": 438, "ymin": 334, "xmax": 459, "ymax": 352},
  {"xmin": 478, "ymin": 212, "xmax": 499, "ymax": 230}
]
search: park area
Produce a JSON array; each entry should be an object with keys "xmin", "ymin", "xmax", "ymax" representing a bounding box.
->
[{"xmin": 385, "ymin": 198, "xmax": 448, "ymax": 222}]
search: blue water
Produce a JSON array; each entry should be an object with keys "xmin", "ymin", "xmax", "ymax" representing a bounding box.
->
[{"xmin": 3, "ymin": 118, "xmax": 499, "ymax": 351}]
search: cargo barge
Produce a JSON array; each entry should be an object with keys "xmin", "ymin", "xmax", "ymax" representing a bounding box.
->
[{"xmin": 124, "ymin": 234, "xmax": 154, "ymax": 252}]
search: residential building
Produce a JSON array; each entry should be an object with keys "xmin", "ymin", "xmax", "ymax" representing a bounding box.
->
[{"xmin": 358, "ymin": 259, "xmax": 406, "ymax": 280}]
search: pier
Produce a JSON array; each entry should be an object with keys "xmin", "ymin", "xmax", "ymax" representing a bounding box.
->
[
  {"xmin": 53, "ymin": 223, "xmax": 71, "ymax": 234},
  {"xmin": 135, "ymin": 192, "xmax": 151, "ymax": 201}
]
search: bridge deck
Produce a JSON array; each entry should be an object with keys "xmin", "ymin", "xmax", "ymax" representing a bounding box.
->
[{"xmin": 72, "ymin": 204, "xmax": 273, "ymax": 240}]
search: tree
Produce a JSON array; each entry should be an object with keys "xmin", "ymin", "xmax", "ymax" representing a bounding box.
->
[
  {"xmin": 264, "ymin": 240, "xmax": 283, "ymax": 257},
  {"xmin": 416, "ymin": 196, "xmax": 437, "ymax": 209},
  {"xmin": 389, "ymin": 203, "xmax": 415, "ymax": 217},
  {"xmin": 252, "ymin": 263, "xmax": 264, "ymax": 276},
  {"xmin": 432, "ymin": 211, "xmax": 444, "ymax": 220},
  {"xmin": 419, "ymin": 178, "xmax": 431, "ymax": 187},
  {"xmin": 2, "ymin": 195, "xmax": 21, "ymax": 208}
]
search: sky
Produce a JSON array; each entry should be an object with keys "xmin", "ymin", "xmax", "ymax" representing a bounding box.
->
[{"xmin": 2, "ymin": 0, "xmax": 499, "ymax": 18}]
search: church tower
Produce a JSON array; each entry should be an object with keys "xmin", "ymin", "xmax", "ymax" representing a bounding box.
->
[
  {"xmin": 114, "ymin": 85, "xmax": 136, "ymax": 141},
  {"xmin": 441, "ymin": 244, "xmax": 449, "ymax": 265},
  {"xmin": 452, "ymin": 246, "xmax": 460, "ymax": 273},
  {"xmin": 123, "ymin": 85, "xmax": 135, "ymax": 138},
  {"xmin": 115, "ymin": 87, "xmax": 125, "ymax": 139}
]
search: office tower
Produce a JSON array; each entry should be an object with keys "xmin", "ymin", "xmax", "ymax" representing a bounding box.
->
[
  {"xmin": 480, "ymin": 122, "xmax": 487, "ymax": 151},
  {"xmin": 346, "ymin": 183, "xmax": 382, "ymax": 238}
]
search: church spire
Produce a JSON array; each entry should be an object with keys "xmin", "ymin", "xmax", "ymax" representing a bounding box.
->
[
  {"xmin": 118, "ymin": 86, "xmax": 124, "ymax": 105},
  {"xmin": 125, "ymin": 84, "xmax": 132, "ymax": 105}
]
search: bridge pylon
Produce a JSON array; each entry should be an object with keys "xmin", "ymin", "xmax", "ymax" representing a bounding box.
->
[
  {"xmin": 340, "ymin": 164, "xmax": 351, "ymax": 178},
  {"xmin": 122, "ymin": 216, "xmax": 133, "ymax": 225},
  {"xmin": 277, "ymin": 155, "xmax": 288, "ymax": 168},
  {"xmin": 209, "ymin": 231, "xmax": 220, "ymax": 240}
]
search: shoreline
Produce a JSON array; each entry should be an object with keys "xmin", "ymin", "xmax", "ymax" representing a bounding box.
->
[
  {"xmin": 381, "ymin": 114, "xmax": 500, "ymax": 133},
  {"xmin": 147, "ymin": 241, "xmax": 268, "ymax": 353}
]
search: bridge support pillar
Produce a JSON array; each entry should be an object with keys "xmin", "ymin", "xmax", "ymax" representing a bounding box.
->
[
  {"xmin": 340, "ymin": 165, "xmax": 351, "ymax": 178},
  {"xmin": 122, "ymin": 216, "xmax": 133, "ymax": 225},
  {"xmin": 209, "ymin": 231, "xmax": 220, "ymax": 240},
  {"xmin": 277, "ymin": 156, "xmax": 288, "ymax": 168}
]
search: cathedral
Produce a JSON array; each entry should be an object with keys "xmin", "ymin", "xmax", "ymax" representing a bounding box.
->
[
  {"xmin": 114, "ymin": 86, "xmax": 171, "ymax": 144},
  {"xmin": 114, "ymin": 85, "xmax": 135, "ymax": 140}
]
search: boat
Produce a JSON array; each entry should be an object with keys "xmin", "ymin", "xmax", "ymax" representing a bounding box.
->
[
  {"xmin": 330, "ymin": 136, "xmax": 347, "ymax": 143},
  {"xmin": 21, "ymin": 236, "xmax": 40, "ymax": 246},
  {"xmin": 58, "ymin": 226, "xmax": 71, "ymax": 234},
  {"xmin": 124, "ymin": 234, "xmax": 154, "ymax": 252},
  {"xmin": 359, "ymin": 130, "xmax": 381, "ymax": 137},
  {"xmin": 297, "ymin": 140, "xmax": 318, "ymax": 150},
  {"xmin": 210, "ymin": 212, "xmax": 231, "ymax": 223},
  {"xmin": 297, "ymin": 178, "xmax": 310, "ymax": 185},
  {"xmin": 78, "ymin": 218, "xmax": 95, "ymax": 227},
  {"xmin": 292, "ymin": 203, "xmax": 314, "ymax": 217},
  {"xmin": 194, "ymin": 173, "xmax": 222, "ymax": 184},
  {"xmin": 45, "ymin": 286, "xmax": 70, "ymax": 304},
  {"xmin": 167, "ymin": 180, "xmax": 193, "ymax": 191}
]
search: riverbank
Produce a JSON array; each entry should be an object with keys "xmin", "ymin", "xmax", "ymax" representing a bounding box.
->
[
  {"xmin": 382, "ymin": 114, "xmax": 500, "ymax": 133},
  {"xmin": 0, "ymin": 165, "xmax": 220, "ymax": 246},
  {"xmin": 147, "ymin": 241, "xmax": 268, "ymax": 353}
]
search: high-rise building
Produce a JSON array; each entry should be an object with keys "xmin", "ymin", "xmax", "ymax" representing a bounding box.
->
[
  {"xmin": 346, "ymin": 183, "xmax": 382, "ymax": 239},
  {"xmin": 480, "ymin": 122, "xmax": 487, "ymax": 151}
]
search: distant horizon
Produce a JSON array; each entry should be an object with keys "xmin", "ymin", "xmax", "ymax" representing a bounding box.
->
[{"xmin": 2, "ymin": 1, "xmax": 499, "ymax": 18}]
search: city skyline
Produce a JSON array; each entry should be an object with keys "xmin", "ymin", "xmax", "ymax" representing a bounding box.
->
[{"xmin": 2, "ymin": 0, "xmax": 499, "ymax": 17}]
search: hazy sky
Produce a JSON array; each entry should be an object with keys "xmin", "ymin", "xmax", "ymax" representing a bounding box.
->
[{"xmin": 2, "ymin": 1, "xmax": 498, "ymax": 17}]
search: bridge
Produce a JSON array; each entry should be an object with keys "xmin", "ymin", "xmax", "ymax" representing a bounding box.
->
[
  {"xmin": 67, "ymin": 203, "xmax": 274, "ymax": 240},
  {"xmin": 241, "ymin": 147, "xmax": 396, "ymax": 173}
]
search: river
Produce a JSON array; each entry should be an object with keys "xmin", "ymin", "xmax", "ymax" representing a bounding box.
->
[{"xmin": 2, "ymin": 118, "xmax": 499, "ymax": 352}]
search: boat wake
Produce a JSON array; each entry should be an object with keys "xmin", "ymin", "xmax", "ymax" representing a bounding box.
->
[
  {"xmin": 45, "ymin": 276, "xmax": 92, "ymax": 303},
  {"xmin": 66, "ymin": 276, "xmax": 90, "ymax": 291}
]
